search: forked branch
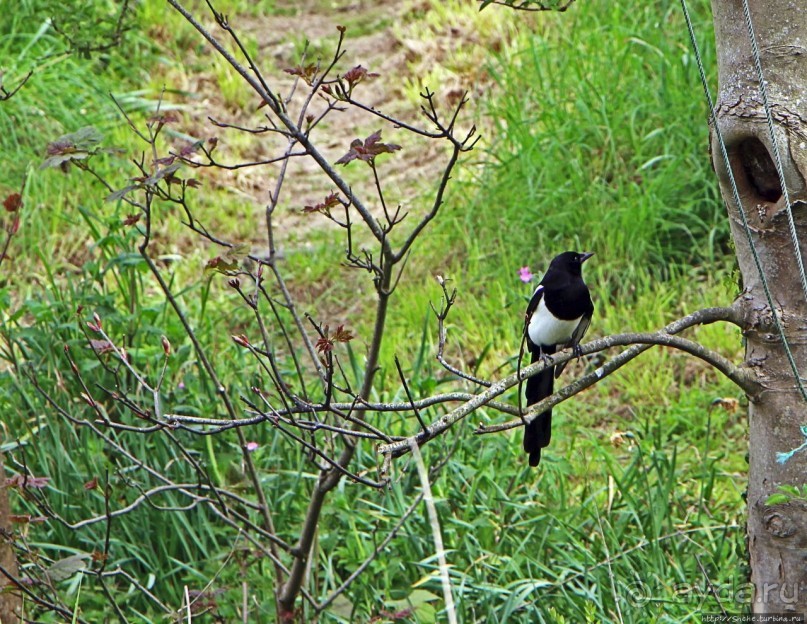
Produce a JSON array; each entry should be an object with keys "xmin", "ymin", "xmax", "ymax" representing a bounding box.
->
[{"xmin": 379, "ymin": 305, "xmax": 752, "ymax": 458}]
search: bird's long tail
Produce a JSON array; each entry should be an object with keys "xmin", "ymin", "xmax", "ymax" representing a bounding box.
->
[{"xmin": 523, "ymin": 344, "xmax": 555, "ymax": 467}]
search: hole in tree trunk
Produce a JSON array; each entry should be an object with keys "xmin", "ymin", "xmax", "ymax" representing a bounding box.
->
[{"xmin": 736, "ymin": 137, "xmax": 782, "ymax": 203}]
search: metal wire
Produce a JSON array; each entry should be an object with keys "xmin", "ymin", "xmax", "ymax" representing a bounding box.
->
[
  {"xmin": 679, "ymin": 0, "xmax": 807, "ymax": 403},
  {"xmin": 740, "ymin": 0, "xmax": 807, "ymax": 304}
]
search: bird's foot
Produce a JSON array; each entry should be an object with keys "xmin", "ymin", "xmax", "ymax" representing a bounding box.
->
[{"xmin": 572, "ymin": 344, "xmax": 583, "ymax": 360}]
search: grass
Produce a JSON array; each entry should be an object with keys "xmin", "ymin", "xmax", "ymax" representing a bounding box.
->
[{"xmin": 0, "ymin": 0, "xmax": 751, "ymax": 622}]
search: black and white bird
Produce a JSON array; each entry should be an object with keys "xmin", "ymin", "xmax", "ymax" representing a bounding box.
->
[{"xmin": 523, "ymin": 251, "xmax": 594, "ymax": 467}]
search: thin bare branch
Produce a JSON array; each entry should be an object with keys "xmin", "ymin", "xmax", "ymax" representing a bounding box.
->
[
  {"xmin": 480, "ymin": 0, "xmax": 575, "ymax": 11},
  {"xmin": 432, "ymin": 276, "xmax": 491, "ymax": 387},
  {"xmin": 165, "ymin": 0, "xmax": 389, "ymax": 244},
  {"xmin": 379, "ymin": 306, "xmax": 750, "ymax": 457},
  {"xmin": 0, "ymin": 70, "xmax": 32, "ymax": 101}
]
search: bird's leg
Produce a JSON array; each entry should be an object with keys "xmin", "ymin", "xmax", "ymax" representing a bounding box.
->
[
  {"xmin": 539, "ymin": 348, "xmax": 553, "ymax": 367},
  {"xmin": 572, "ymin": 344, "xmax": 583, "ymax": 360}
]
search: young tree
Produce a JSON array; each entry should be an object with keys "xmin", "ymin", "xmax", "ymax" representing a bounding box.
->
[
  {"xmin": 0, "ymin": 453, "xmax": 21, "ymax": 624},
  {"xmin": 1, "ymin": 185, "xmax": 24, "ymax": 624}
]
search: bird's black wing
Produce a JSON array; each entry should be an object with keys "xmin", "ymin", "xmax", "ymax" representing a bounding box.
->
[
  {"xmin": 554, "ymin": 304, "xmax": 593, "ymax": 378},
  {"xmin": 523, "ymin": 285, "xmax": 544, "ymax": 344}
]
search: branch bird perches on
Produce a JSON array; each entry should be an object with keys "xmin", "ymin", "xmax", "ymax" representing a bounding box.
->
[{"xmin": 378, "ymin": 304, "xmax": 754, "ymax": 461}]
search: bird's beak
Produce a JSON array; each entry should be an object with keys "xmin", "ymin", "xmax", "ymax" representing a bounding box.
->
[{"xmin": 580, "ymin": 251, "xmax": 594, "ymax": 263}]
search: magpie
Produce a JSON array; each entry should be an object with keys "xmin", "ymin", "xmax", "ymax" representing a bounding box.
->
[{"xmin": 523, "ymin": 251, "xmax": 594, "ymax": 467}]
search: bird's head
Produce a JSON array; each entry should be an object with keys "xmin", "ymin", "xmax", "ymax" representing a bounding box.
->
[{"xmin": 548, "ymin": 250, "xmax": 594, "ymax": 276}]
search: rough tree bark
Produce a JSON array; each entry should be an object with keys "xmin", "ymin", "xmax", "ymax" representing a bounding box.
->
[
  {"xmin": 0, "ymin": 452, "xmax": 21, "ymax": 624},
  {"xmin": 711, "ymin": 0, "xmax": 807, "ymax": 614}
]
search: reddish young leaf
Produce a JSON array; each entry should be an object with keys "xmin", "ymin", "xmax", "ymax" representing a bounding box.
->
[
  {"xmin": 204, "ymin": 243, "xmax": 250, "ymax": 276},
  {"xmin": 122, "ymin": 213, "xmax": 141, "ymax": 226},
  {"xmin": 148, "ymin": 112, "xmax": 179, "ymax": 125},
  {"xmin": 342, "ymin": 64, "xmax": 379, "ymax": 87},
  {"xmin": 205, "ymin": 256, "xmax": 238, "ymax": 275},
  {"xmin": 206, "ymin": 256, "xmax": 233, "ymax": 274},
  {"xmin": 336, "ymin": 130, "xmax": 401, "ymax": 166},
  {"xmin": 377, "ymin": 609, "xmax": 414, "ymax": 621},
  {"xmin": 315, "ymin": 336, "xmax": 334, "ymax": 354},
  {"xmin": 88, "ymin": 339, "xmax": 114, "ymax": 354},
  {"xmin": 284, "ymin": 63, "xmax": 318, "ymax": 85},
  {"xmin": 83, "ymin": 477, "xmax": 99, "ymax": 491},
  {"xmin": 3, "ymin": 192, "xmax": 21, "ymax": 212},
  {"xmin": 10, "ymin": 514, "xmax": 47, "ymax": 524},
  {"xmin": 41, "ymin": 126, "xmax": 105, "ymax": 169},
  {"xmin": 178, "ymin": 140, "xmax": 204, "ymax": 158},
  {"xmin": 5, "ymin": 474, "xmax": 51, "ymax": 489},
  {"xmin": 187, "ymin": 588, "xmax": 223, "ymax": 614},
  {"xmin": 302, "ymin": 191, "xmax": 342, "ymax": 215},
  {"xmin": 333, "ymin": 324, "xmax": 354, "ymax": 343}
]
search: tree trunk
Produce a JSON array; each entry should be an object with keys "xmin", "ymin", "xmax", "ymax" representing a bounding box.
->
[
  {"xmin": 0, "ymin": 452, "xmax": 21, "ymax": 624},
  {"xmin": 711, "ymin": 0, "xmax": 807, "ymax": 614}
]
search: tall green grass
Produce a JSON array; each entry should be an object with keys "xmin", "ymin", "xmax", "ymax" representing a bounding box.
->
[
  {"xmin": 0, "ymin": 0, "xmax": 179, "ymax": 297},
  {"xmin": 426, "ymin": 0, "xmax": 726, "ymax": 295}
]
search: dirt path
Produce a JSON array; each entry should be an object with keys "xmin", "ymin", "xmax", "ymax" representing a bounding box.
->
[{"xmin": 173, "ymin": 0, "xmax": 524, "ymax": 244}]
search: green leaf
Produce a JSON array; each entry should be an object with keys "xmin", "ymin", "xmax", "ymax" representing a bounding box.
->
[
  {"xmin": 40, "ymin": 151, "xmax": 92, "ymax": 170},
  {"xmin": 204, "ymin": 256, "xmax": 239, "ymax": 275},
  {"xmin": 204, "ymin": 243, "xmax": 251, "ymax": 276},
  {"xmin": 60, "ymin": 126, "xmax": 104, "ymax": 152},
  {"xmin": 107, "ymin": 252, "xmax": 147, "ymax": 269},
  {"xmin": 145, "ymin": 161, "xmax": 182, "ymax": 185},
  {"xmin": 330, "ymin": 595, "xmax": 354, "ymax": 619},
  {"xmin": 106, "ymin": 184, "xmax": 141, "ymax": 203},
  {"xmin": 45, "ymin": 554, "xmax": 90, "ymax": 582},
  {"xmin": 41, "ymin": 126, "xmax": 105, "ymax": 169},
  {"xmin": 765, "ymin": 493, "xmax": 791, "ymax": 506}
]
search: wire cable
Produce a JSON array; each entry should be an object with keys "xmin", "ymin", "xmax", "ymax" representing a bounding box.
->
[
  {"xmin": 679, "ymin": 0, "xmax": 807, "ymax": 403},
  {"xmin": 740, "ymin": 0, "xmax": 807, "ymax": 304}
]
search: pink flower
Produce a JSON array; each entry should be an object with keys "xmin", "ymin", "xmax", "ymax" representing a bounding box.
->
[
  {"xmin": 518, "ymin": 266, "xmax": 534, "ymax": 283},
  {"xmin": 245, "ymin": 442, "xmax": 259, "ymax": 452}
]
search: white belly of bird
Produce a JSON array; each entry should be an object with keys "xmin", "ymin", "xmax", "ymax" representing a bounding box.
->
[{"xmin": 528, "ymin": 298, "xmax": 582, "ymax": 347}]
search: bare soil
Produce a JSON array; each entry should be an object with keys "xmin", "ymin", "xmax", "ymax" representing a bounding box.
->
[{"xmin": 169, "ymin": 0, "xmax": 519, "ymax": 247}]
